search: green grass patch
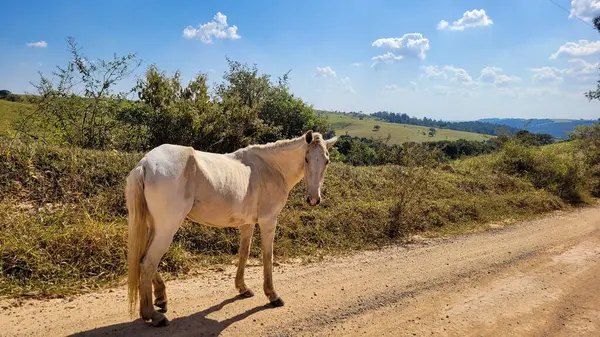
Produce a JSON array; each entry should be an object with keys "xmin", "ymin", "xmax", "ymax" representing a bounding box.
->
[
  {"xmin": 0, "ymin": 100, "xmax": 33, "ymax": 135},
  {"xmin": 324, "ymin": 112, "xmax": 493, "ymax": 144},
  {"xmin": 0, "ymin": 137, "xmax": 594, "ymax": 298}
]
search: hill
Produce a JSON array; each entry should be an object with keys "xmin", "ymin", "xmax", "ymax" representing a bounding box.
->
[
  {"xmin": 322, "ymin": 111, "xmax": 493, "ymax": 144},
  {"xmin": 479, "ymin": 118, "xmax": 598, "ymax": 139},
  {"xmin": 371, "ymin": 111, "xmax": 521, "ymax": 136}
]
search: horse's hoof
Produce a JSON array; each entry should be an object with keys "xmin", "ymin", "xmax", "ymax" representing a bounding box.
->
[
  {"xmin": 154, "ymin": 299, "xmax": 168, "ymax": 313},
  {"xmin": 267, "ymin": 298, "xmax": 285, "ymax": 307},
  {"xmin": 152, "ymin": 315, "xmax": 169, "ymax": 327},
  {"xmin": 239, "ymin": 289, "xmax": 255, "ymax": 298}
]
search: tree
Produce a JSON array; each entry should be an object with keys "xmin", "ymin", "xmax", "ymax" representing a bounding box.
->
[
  {"xmin": 15, "ymin": 37, "xmax": 141, "ymax": 149},
  {"xmin": 0, "ymin": 90, "xmax": 11, "ymax": 99},
  {"xmin": 132, "ymin": 57, "xmax": 331, "ymax": 153},
  {"xmin": 428, "ymin": 127, "xmax": 437, "ymax": 137},
  {"xmin": 586, "ymin": 15, "xmax": 600, "ymax": 101},
  {"xmin": 373, "ymin": 124, "xmax": 381, "ymax": 131},
  {"xmin": 0, "ymin": 90, "xmax": 20, "ymax": 102}
]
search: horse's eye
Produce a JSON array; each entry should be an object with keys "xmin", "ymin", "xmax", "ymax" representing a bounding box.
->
[{"xmin": 305, "ymin": 157, "xmax": 308, "ymax": 163}]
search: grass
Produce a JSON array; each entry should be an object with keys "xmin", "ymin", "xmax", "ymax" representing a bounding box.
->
[
  {"xmin": 1, "ymin": 136, "xmax": 595, "ymax": 299},
  {"xmin": 0, "ymin": 100, "xmax": 33, "ymax": 135},
  {"xmin": 323, "ymin": 112, "xmax": 493, "ymax": 144}
]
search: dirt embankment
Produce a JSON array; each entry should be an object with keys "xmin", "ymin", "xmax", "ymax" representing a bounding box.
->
[{"xmin": 3, "ymin": 206, "xmax": 600, "ymax": 336}]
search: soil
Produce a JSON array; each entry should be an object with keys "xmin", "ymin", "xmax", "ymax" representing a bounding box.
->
[{"xmin": 3, "ymin": 206, "xmax": 600, "ymax": 336}]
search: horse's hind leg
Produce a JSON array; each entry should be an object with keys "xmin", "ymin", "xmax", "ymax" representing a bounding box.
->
[
  {"xmin": 140, "ymin": 195, "xmax": 191, "ymax": 327},
  {"xmin": 139, "ymin": 224, "xmax": 178, "ymax": 327},
  {"xmin": 153, "ymin": 272, "xmax": 167, "ymax": 313},
  {"xmin": 235, "ymin": 224, "xmax": 255, "ymax": 297}
]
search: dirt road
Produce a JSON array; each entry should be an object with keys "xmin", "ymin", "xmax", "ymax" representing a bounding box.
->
[{"xmin": 3, "ymin": 205, "xmax": 600, "ymax": 337}]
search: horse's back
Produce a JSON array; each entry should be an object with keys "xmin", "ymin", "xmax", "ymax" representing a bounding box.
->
[{"xmin": 141, "ymin": 144, "xmax": 197, "ymax": 184}]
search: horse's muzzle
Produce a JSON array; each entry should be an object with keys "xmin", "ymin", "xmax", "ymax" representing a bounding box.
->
[{"xmin": 306, "ymin": 196, "xmax": 321, "ymax": 206}]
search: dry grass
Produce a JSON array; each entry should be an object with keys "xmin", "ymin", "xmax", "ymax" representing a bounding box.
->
[{"xmin": 0, "ymin": 138, "xmax": 593, "ymax": 298}]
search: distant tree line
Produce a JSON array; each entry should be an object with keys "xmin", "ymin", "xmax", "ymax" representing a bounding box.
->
[
  {"xmin": 371, "ymin": 111, "xmax": 521, "ymax": 136},
  {"xmin": 331, "ymin": 129, "xmax": 556, "ymax": 166}
]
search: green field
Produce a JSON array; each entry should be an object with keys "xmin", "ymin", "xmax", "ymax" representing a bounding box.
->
[
  {"xmin": 0, "ymin": 100, "xmax": 33, "ymax": 134},
  {"xmin": 323, "ymin": 112, "xmax": 493, "ymax": 144}
]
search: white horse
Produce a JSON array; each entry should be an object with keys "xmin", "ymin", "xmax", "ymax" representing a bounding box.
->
[{"xmin": 125, "ymin": 130, "xmax": 338, "ymax": 327}]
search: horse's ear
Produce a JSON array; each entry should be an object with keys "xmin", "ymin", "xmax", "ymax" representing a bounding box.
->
[
  {"xmin": 305, "ymin": 130, "xmax": 313, "ymax": 144},
  {"xmin": 325, "ymin": 136, "xmax": 338, "ymax": 149}
]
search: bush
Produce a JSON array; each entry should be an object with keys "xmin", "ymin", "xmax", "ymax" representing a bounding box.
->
[
  {"xmin": 493, "ymin": 140, "xmax": 590, "ymax": 203},
  {"xmin": 14, "ymin": 38, "xmax": 142, "ymax": 150}
]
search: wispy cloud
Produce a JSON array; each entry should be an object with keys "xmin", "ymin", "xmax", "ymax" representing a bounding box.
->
[
  {"xmin": 315, "ymin": 66, "xmax": 337, "ymax": 78},
  {"xmin": 549, "ymin": 40, "xmax": 600, "ymax": 59},
  {"xmin": 570, "ymin": 0, "xmax": 600, "ymax": 22},
  {"xmin": 26, "ymin": 41, "xmax": 47, "ymax": 48}
]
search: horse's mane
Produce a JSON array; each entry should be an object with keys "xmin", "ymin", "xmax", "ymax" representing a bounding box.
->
[{"xmin": 244, "ymin": 132, "xmax": 324, "ymax": 153}]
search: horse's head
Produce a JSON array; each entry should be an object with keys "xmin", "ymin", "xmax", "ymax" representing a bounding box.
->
[{"xmin": 303, "ymin": 130, "xmax": 338, "ymax": 207}]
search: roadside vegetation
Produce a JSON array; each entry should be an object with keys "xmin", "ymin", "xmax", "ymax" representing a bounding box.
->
[{"xmin": 1, "ymin": 37, "xmax": 599, "ymax": 299}]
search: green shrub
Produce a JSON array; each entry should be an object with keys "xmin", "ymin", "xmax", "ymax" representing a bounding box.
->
[{"xmin": 493, "ymin": 140, "xmax": 590, "ymax": 203}]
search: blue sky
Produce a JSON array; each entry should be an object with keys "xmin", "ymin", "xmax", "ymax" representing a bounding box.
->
[{"xmin": 2, "ymin": 0, "xmax": 600, "ymax": 120}]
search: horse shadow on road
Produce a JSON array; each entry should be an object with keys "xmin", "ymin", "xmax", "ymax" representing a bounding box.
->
[{"xmin": 68, "ymin": 294, "xmax": 273, "ymax": 336}]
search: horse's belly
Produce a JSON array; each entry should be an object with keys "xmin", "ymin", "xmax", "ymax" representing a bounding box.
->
[{"xmin": 186, "ymin": 200, "xmax": 256, "ymax": 228}]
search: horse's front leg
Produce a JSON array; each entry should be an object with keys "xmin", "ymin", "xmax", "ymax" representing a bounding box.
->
[
  {"xmin": 235, "ymin": 223, "xmax": 255, "ymax": 297},
  {"xmin": 259, "ymin": 218, "xmax": 284, "ymax": 307}
]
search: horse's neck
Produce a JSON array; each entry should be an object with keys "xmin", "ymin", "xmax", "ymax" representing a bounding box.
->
[{"xmin": 252, "ymin": 141, "xmax": 306, "ymax": 192}]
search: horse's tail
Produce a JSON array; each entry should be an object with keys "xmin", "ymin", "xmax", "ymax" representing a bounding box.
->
[{"xmin": 125, "ymin": 164, "xmax": 151, "ymax": 318}]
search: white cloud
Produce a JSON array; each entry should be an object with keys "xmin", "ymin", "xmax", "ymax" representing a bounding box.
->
[
  {"xmin": 383, "ymin": 84, "xmax": 401, "ymax": 92},
  {"xmin": 478, "ymin": 67, "xmax": 521, "ymax": 87},
  {"xmin": 383, "ymin": 82, "xmax": 418, "ymax": 92},
  {"xmin": 370, "ymin": 52, "xmax": 404, "ymax": 67},
  {"xmin": 423, "ymin": 65, "xmax": 448, "ymax": 80},
  {"xmin": 529, "ymin": 58, "xmax": 600, "ymax": 84},
  {"xmin": 26, "ymin": 41, "xmax": 47, "ymax": 48},
  {"xmin": 570, "ymin": 0, "xmax": 600, "ymax": 22},
  {"xmin": 569, "ymin": 58, "xmax": 600, "ymax": 76},
  {"xmin": 371, "ymin": 33, "xmax": 430, "ymax": 60},
  {"xmin": 437, "ymin": 9, "xmax": 493, "ymax": 31},
  {"xmin": 445, "ymin": 66, "xmax": 473, "ymax": 84},
  {"xmin": 351, "ymin": 62, "xmax": 363, "ymax": 67},
  {"xmin": 422, "ymin": 65, "xmax": 473, "ymax": 85},
  {"xmin": 529, "ymin": 67, "xmax": 565, "ymax": 84},
  {"xmin": 341, "ymin": 77, "xmax": 356, "ymax": 94},
  {"xmin": 183, "ymin": 12, "xmax": 241, "ymax": 43},
  {"xmin": 315, "ymin": 66, "xmax": 337, "ymax": 78},
  {"xmin": 549, "ymin": 40, "xmax": 600, "ymax": 59},
  {"xmin": 421, "ymin": 65, "xmax": 520, "ymax": 95}
]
